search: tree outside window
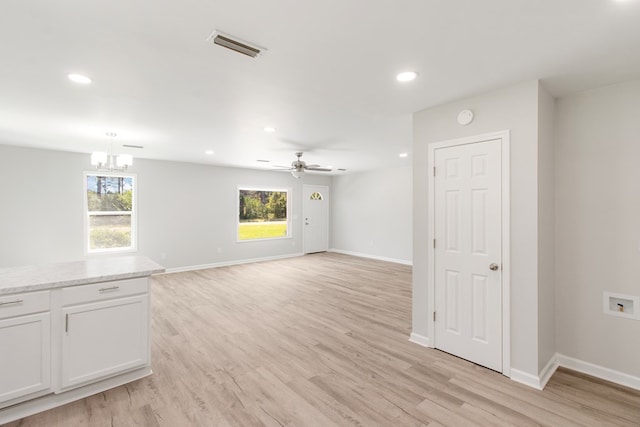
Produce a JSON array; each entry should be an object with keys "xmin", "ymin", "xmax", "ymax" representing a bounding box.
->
[{"xmin": 238, "ymin": 188, "xmax": 290, "ymax": 241}]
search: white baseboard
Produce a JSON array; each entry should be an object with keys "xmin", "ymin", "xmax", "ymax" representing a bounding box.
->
[
  {"xmin": 539, "ymin": 354, "xmax": 560, "ymax": 389},
  {"xmin": 511, "ymin": 355, "xmax": 559, "ymax": 390},
  {"xmin": 511, "ymin": 353, "xmax": 640, "ymax": 392},
  {"xmin": 329, "ymin": 248, "xmax": 412, "ymax": 266},
  {"xmin": 163, "ymin": 252, "xmax": 304, "ymax": 274},
  {"xmin": 556, "ymin": 353, "xmax": 640, "ymax": 391},
  {"xmin": 409, "ymin": 332, "xmax": 430, "ymax": 348},
  {"xmin": 510, "ymin": 368, "xmax": 545, "ymax": 390}
]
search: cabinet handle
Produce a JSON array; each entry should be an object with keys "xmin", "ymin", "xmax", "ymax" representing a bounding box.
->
[
  {"xmin": 98, "ymin": 285, "xmax": 120, "ymax": 293},
  {"xmin": 0, "ymin": 299, "xmax": 24, "ymax": 306},
  {"xmin": 65, "ymin": 313, "xmax": 69, "ymax": 333}
]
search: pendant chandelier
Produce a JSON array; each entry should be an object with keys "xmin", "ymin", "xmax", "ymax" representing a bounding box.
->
[{"xmin": 90, "ymin": 133, "xmax": 133, "ymax": 171}]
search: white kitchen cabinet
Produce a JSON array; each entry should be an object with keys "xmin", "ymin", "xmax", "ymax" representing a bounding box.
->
[
  {"xmin": 60, "ymin": 278, "xmax": 150, "ymax": 390},
  {"xmin": 0, "ymin": 256, "xmax": 163, "ymax": 425},
  {"xmin": 0, "ymin": 291, "xmax": 51, "ymax": 406}
]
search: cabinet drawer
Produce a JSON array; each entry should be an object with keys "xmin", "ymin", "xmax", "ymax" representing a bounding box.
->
[
  {"xmin": 62, "ymin": 277, "xmax": 148, "ymax": 306},
  {"xmin": 0, "ymin": 291, "xmax": 50, "ymax": 318}
]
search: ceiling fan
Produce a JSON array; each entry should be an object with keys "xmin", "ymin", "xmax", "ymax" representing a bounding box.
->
[{"xmin": 274, "ymin": 152, "xmax": 332, "ymax": 179}]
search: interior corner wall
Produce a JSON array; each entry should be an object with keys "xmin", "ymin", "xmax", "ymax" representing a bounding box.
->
[
  {"xmin": 412, "ymin": 80, "xmax": 541, "ymax": 376},
  {"xmin": 555, "ymin": 79, "xmax": 640, "ymax": 377},
  {"xmin": 330, "ymin": 166, "xmax": 412, "ymax": 264},
  {"xmin": 537, "ymin": 82, "xmax": 557, "ymax": 373},
  {"xmin": 0, "ymin": 144, "xmax": 330, "ymax": 270}
]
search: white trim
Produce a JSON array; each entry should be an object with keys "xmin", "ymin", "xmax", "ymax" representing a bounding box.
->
[
  {"xmin": 162, "ymin": 252, "xmax": 304, "ymax": 274},
  {"xmin": 501, "ymin": 132, "xmax": 511, "ymax": 376},
  {"xmin": 510, "ymin": 368, "xmax": 544, "ymax": 390},
  {"xmin": 427, "ymin": 130, "xmax": 511, "ymax": 374},
  {"xmin": 0, "ymin": 367, "xmax": 151, "ymax": 425},
  {"xmin": 538, "ymin": 354, "xmax": 560, "ymax": 389},
  {"xmin": 409, "ymin": 332, "xmax": 430, "ymax": 347},
  {"xmin": 510, "ymin": 353, "xmax": 640, "ymax": 391},
  {"xmin": 328, "ymin": 248, "xmax": 412, "ymax": 266},
  {"xmin": 557, "ymin": 353, "xmax": 640, "ymax": 391}
]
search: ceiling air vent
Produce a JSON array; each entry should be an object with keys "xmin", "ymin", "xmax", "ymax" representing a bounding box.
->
[{"xmin": 207, "ymin": 30, "xmax": 265, "ymax": 58}]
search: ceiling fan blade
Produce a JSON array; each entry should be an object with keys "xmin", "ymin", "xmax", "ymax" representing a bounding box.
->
[
  {"xmin": 305, "ymin": 167, "xmax": 332, "ymax": 172},
  {"xmin": 272, "ymin": 165, "xmax": 294, "ymax": 170},
  {"xmin": 306, "ymin": 164, "xmax": 321, "ymax": 168}
]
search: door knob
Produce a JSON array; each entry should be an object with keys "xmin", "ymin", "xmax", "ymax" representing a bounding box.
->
[{"xmin": 489, "ymin": 263, "xmax": 499, "ymax": 271}]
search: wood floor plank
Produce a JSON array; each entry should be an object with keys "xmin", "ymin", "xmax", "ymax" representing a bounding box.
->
[{"xmin": 4, "ymin": 253, "xmax": 639, "ymax": 426}]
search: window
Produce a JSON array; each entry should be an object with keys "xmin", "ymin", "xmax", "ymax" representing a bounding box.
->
[
  {"xmin": 238, "ymin": 187, "xmax": 290, "ymax": 241},
  {"xmin": 310, "ymin": 191, "xmax": 323, "ymax": 200},
  {"xmin": 84, "ymin": 172, "xmax": 136, "ymax": 253}
]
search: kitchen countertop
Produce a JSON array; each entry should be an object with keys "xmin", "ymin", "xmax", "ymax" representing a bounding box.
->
[{"xmin": 0, "ymin": 256, "xmax": 165, "ymax": 295}]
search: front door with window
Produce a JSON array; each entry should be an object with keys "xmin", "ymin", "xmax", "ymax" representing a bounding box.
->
[
  {"xmin": 303, "ymin": 185, "xmax": 329, "ymax": 254},
  {"xmin": 433, "ymin": 139, "xmax": 503, "ymax": 372}
]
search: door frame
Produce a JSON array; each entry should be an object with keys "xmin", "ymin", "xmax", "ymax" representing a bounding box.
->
[
  {"xmin": 427, "ymin": 130, "xmax": 511, "ymax": 376},
  {"xmin": 302, "ymin": 184, "xmax": 330, "ymax": 254}
]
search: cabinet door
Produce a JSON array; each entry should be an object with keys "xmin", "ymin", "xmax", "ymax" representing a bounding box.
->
[
  {"xmin": 0, "ymin": 313, "xmax": 51, "ymax": 405},
  {"xmin": 61, "ymin": 295, "xmax": 149, "ymax": 390}
]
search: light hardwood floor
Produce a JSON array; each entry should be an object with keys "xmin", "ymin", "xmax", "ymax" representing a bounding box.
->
[{"xmin": 5, "ymin": 253, "xmax": 640, "ymax": 426}]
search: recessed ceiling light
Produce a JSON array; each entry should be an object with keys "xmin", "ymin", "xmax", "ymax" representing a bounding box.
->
[
  {"xmin": 68, "ymin": 73, "xmax": 92, "ymax": 84},
  {"xmin": 257, "ymin": 159, "xmax": 270, "ymax": 163},
  {"xmin": 263, "ymin": 127, "xmax": 276, "ymax": 133},
  {"xmin": 396, "ymin": 71, "xmax": 418, "ymax": 82},
  {"xmin": 205, "ymin": 150, "xmax": 215, "ymax": 155},
  {"xmin": 399, "ymin": 153, "xmax": 409, "ymax": 158}
]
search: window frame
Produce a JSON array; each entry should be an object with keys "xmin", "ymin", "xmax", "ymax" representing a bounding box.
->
[
  {"xmin": 83, "ymin": 171, "xmax": 138, "ymax": 255},
  {"xmin": 237, "ymin": 186, "xmax": 292, "ymax": 243}
]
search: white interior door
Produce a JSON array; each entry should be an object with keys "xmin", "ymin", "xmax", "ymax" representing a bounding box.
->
[
  {"xmin": 303, "ymin": 185, "xmax": 329, "ymax": 254},
  {"xmin": 434, "ymin": 139, "xmax": 502, "ymax": 371}
]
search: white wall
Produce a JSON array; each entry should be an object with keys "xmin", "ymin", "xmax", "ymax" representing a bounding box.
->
[
  {"xmin": 331, "ymin": 166, "xmax": 412, "ymax": 264},
  {"xmin": 537, "ymin": 84, "xmax": 557, "ymax": 372},
  {"xmin": 0, "ymin": 144, "xmax": 330, "ymax": 270},
  {"xmin": 0, "ymin": 146, "xmax": 85, "ymax": 267},
  {"xmin": 412, "ymin": 80, "xmax": 545, "ymax": 377},
  {"xmin": 555, "ymin": 80, "xmax": 640, "ymax": 377}
]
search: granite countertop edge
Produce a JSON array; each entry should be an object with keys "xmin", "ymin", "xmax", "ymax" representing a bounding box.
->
[{"xmin": 0, "ymin": 256, "xmax": 166, "ymax": 295}]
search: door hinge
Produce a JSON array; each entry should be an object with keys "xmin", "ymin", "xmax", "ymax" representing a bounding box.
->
[
  {"xmin": 433, "ymin": 311, "xmax": 436, "ymax": 322},
  {"xmin": 433, "ymin": 239, "xmax": 436, "ymax": 249},
  {"xmin": 433, "ymin": 166, "xmax": 436, "ymax": 176},
  {"xmin": 65, "ymin": 313, "xmax": 69, "ymax": 333}
]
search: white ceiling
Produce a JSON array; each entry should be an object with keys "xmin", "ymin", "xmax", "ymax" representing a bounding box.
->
[{"xmin": 1, "ymin": 0, "xmax": 639, "ymax": 173}]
